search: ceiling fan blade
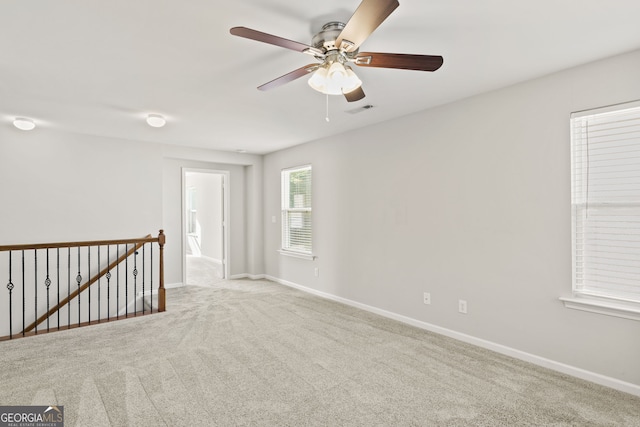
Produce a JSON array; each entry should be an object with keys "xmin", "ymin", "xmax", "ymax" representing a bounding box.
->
[
  {"xmin": 336, "ymin": 0, "xmax": 399, "ymax": 52},
  {"xmin": 344, "ymin": 86, "xmax": 366, "ymax": 103},
  {"xmin": 355, "ymin": 52, "xmax": 444, "ymax": 72},
  {"xmin": 230, "ymin": 27, "xmax": 317, "ymax": 54},
  {"xmin": 258, "ymin": 64, "xmax": 319, "ymax": 91}
]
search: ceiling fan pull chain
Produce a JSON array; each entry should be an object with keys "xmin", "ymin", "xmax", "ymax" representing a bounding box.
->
[{"xmin": 326, "ymin": 94, "xmax": 330, "ymax": 122}]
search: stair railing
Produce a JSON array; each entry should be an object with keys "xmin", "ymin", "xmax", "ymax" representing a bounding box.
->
[{"xmin": 0, "ymin": 230, "xmax": 166, "ymax": 340}]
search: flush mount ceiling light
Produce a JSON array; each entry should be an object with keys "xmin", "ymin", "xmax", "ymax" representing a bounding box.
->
[
  {"xmin": 13, "ymin": 117, "xmax": 36, "ymax": 131},
  {"xmin": 146, "ymin": 114, "xmax": 166, "ymax": 128}
]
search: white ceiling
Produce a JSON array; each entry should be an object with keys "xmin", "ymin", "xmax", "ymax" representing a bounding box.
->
[{"xmin": 2, "ymin": 1, "xmax": 640, "ymax": 154}]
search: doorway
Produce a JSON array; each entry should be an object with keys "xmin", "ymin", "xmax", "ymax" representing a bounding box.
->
[{"xmin": 182, "ymin": 169, "xmax": 230, "ymax": 286}]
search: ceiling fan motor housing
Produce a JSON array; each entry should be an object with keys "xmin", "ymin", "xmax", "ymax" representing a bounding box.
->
[
  {"xmin": 312, "ymin": 22, "xmax": 359, "ymax": 68},
  {"xmin": 313, "ymin": 22, "xmax": 355, "ymax": 55}
]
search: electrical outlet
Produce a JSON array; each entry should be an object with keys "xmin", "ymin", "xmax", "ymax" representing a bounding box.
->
[
  {"xmin": 271, "ymin": 216, "xmax": 277, "ymax": 223},
  {"xmin": 458, "ymin": 300, "xmax": 468, "ymax": 314},
  {"xmin": 314, "ymin": 267, "xmax": 319, "ymax": 277},
  {"xmin": 423, "ymin": 292, "xmax": 431, "ymax": 305}
]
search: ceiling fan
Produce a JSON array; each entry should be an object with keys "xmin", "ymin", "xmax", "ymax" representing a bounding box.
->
[{"xmin": 230, "ymin": 0, "xmax": 443, "ymax": 103}]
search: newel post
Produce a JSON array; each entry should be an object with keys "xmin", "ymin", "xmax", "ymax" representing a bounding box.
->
[{"xmin": 158, "ymin": 229, "xmax": 166, "ymax": 312}]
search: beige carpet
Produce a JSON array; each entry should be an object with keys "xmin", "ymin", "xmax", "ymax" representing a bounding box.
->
[
  {"xmin": 186, "ymin": 255, "xmax": 225, "ymax": 286},
  {"xmin": 1, "ymin": 279, "xmax": 639, "ymax": 426}
]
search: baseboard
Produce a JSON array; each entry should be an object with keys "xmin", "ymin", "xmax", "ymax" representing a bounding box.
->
[
  {"xmin": 265, "ymin": 275, "xmax": 640, "ymax": 398},
  {"xmin": 230, "ymin": 274, "xmax": 266, "ymax": 280},
  {"xmin": 165, "ymin": 282, "xmax": 184, "ymax": 289}
]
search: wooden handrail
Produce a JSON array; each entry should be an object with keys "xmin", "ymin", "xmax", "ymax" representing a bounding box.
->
[
  {"xmin": 22, "ymin": 235, "xmax": 152, "ymax": 333},
  {"xmin": 0, "ymin": 236, "xmax": 159, "ymax": 252}
]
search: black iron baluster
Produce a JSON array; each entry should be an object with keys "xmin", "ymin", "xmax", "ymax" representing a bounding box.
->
[
  {"xmin": 22, "ymin": 250, "xmax": 25, "ymax": 336},
  {"xmin": 150, "ymin": 245, "xmax": 154, "ymax": 313},
  {"xmin": 7, "ymin": 252, "xmax": 14, "ymax": 339},
  {"xmin": 88, "ymin": 246, "xmax": 91, "ymax": 324},
  {"xmin": 57, "ymin": 248, "xmax": 60, "ymax": 331},
  {"xmin": 45, "ymin": 249, "xmax": 51, "ymax": 333},
  {"xmin": 34, "ymin": 250, "xmax": 38, "ymax": 334},
  {"xmin": 77, "ymin": 247, "xmax": 82, "ymax": 327},
  {"xmin": 142, "ymin": 245, "xmax": 146, "ymax": 314},
  {"xmin": 107, "ymin": 245, "xmax": 111, "ymax": 321},
  {"xmin": 116, "ymin": 245, "xmax": 120, "ymax": 318},
  {"xmin": 125, "ymin": 244, "xmax": 129, "ymax": 317},
  {"xmin": 67, "ymin": 248, "xmax": 71, "ymax": 329},
  {"xmin": 133, "ymin": 250, "xmax": 138, "ymax": 314},
  {"xmin": 97, "ymin": 246, "xmax": 101, "ymax": 322}
]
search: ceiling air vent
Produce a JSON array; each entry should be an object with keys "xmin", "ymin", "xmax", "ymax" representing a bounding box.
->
[{"xmin": 346, "ymin": 104, "xmax": 375, "ymax": 114}]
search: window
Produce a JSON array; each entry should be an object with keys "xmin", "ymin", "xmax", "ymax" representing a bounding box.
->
[
  {"xmin": 281, "ymin": 165, "xmax": 313, "ymax": 258},
  {"xmin": 566, "ymin": 101, "xmax": 640, "ymax": 320}
]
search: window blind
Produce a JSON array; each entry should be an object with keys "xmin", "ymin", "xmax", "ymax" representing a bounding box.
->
[
  {"xmin": 282, "ymin": 165, "xmax": 312, "ymax": 254},
  {"xmin": 571, "ymin": 102, "xmax": 640, "ymax": 303}
]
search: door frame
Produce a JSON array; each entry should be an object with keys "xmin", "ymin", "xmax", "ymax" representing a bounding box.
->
[{"xmin": 181, "ymin": 168, "xmax": 230, "ymax": 284}]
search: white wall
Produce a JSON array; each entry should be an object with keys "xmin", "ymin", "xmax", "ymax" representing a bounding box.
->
[
  {"xmin": 263, "ymin": 49, "xmax": 640, "ymax": 388},
  {"xmin": 0, "ymin": 129, "xmax": 163, "ymax": 243}
]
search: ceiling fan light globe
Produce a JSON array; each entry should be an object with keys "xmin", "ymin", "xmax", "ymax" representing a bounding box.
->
[
  {"xmin": 328, "ymin": 62, "xmax": 347, "ymax": 84},
  {"xmin": 308, "ymin": 67, "xmax": 328, "ymax": 93}
]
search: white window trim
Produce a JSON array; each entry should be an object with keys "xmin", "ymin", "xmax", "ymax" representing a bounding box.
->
[
  {"xmin": 277, "ymin": 249, "xmax": 316, "ymax": 261},
  {"xmin": 560, "ymin": 296, "xmax": 640, "ymax": 321},
  {"xmin": 566, "ymin": 99, "xmax": 640, "ymax": 321},
  {"xmin": 281, "ymin": 164, "xmax": 314, "ymax": 259}
]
